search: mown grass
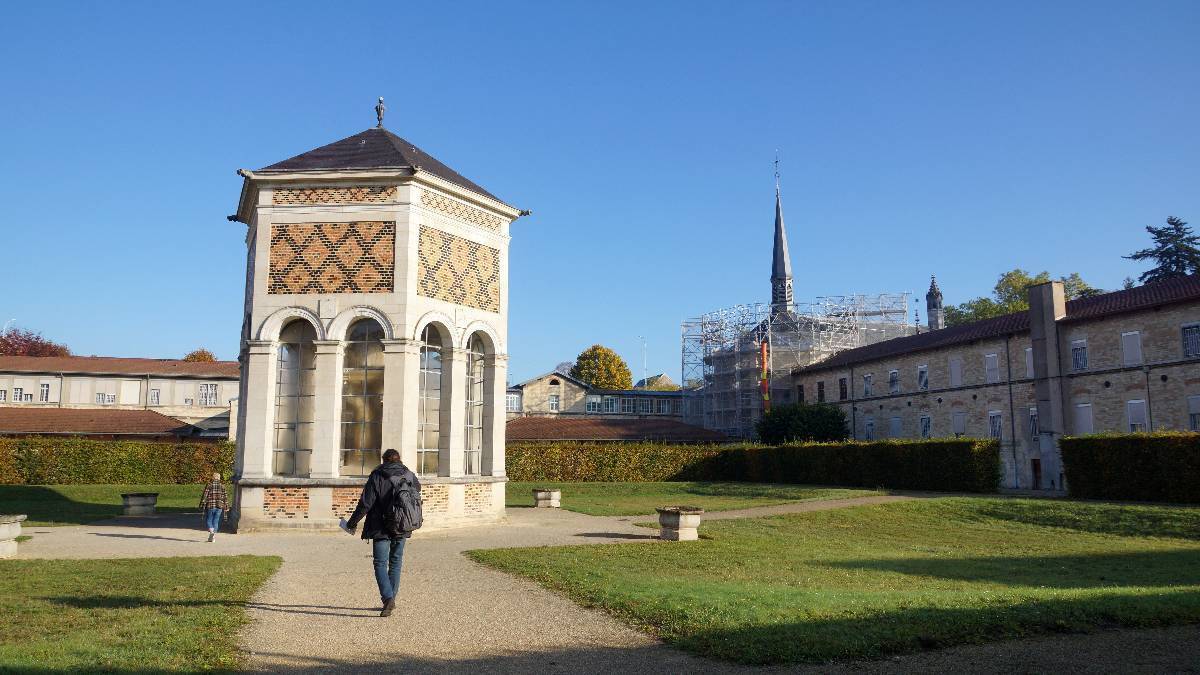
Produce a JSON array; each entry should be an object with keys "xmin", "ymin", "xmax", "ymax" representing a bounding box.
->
[
  {"xmin": 0, "ymin": 555, "xmax": 280, "ymax": 671},
  {"xmin": 504, "ymin": 481, "xmax": 881, "ymax": 516},
  {"xmin": 470, "ymin": 498, "xmax": 1200, "ymax": 665},
  {"xmin": 0, "ymin": 484, "xmax": 223, "ymax": 527}
]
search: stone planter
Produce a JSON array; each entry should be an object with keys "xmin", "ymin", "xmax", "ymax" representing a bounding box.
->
[
  {"xmin": 0, "ymin": 514, "xmax": 27, "ymax": 559},
  {"xmin": 121, "ymin": 492, "xmax": 159, "ymax": 516},
  {"xmin": 532, "ymin": 488, "xmax": 561, "ymax": 508},
  {"xmin": 656, "ymin": 506, "xmax": 704, "ymax": 541}
]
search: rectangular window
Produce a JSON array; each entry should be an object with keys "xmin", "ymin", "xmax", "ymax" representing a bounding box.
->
[
  {"xmin": 988, "ymin": 411, "xmax": 1003, "ymax": 440},
  {"xmin": 149, "ymin": 389, "xmax": 161, "ymax": 406},
  {"xmin": 1029, "ymin": 406, "xmax": 1039, "ymax": 439},
  {"xmin": 1071, "ymin": 339, "xmax": 1088, "ymax": 371},
  {"xmin": 658, "ymin": 398, "xmax": 672, "ymax": 414},
  {"xmin": 949, "ymin": 357, "xmax": 963, "ymax": 387},
  {"xmin": 548, "ymin": 394, "xmax": 560, "ymax": 412},
  {"xmin": 984, "ymin": 353, "xmax": 1000, "ymax": 384},
  {"xmin": 919, "ymin": 414, "xmax": 931, "ymax": 438},
  {"xmin": 95, "ymin": 392, "xmax": 105, "ymax": 404},
  {"xmin": 1121, "ymin": 331, "xmax": 1143, "ymax": 366},
  {"xmin": 1126, "ymin": 399, "xmax": 1148, "ymax": 432},
  {"xmin": 198, "ymin": 383, "xmax": 219, "ymax": 407},
  {"xmin": 863, "ymin": 373, "xmax": 873, "ymax": 397},
  {"xmin": 797, "ymin": 384, "xmax": 805, "ymax": 403},
  {"xmin": 838, "ymin": 377, "xmax": 848, "ymax": 400},
  {"xmin": 621, "ymin": 397, "xmax": 635, "ymax": 414},
  {"xmin": 1184, "ymin": 324, "xmax": 1200, "ymax": 358},
  {"xmin": 889, "ymin": 416, "xmax": 902, "ymax": 438},
  {"xmin": 864, "ymin": 416, "xmax": 875, "ymax": 440},
  {"xmin": 1188, "ymin": 395, "xmax": 1200, "ymax": 431},
  {"xmin": 13, "ymin": 388, "xmax": 23, "ymax": 403},
  {"xmin": 888, "ymin": 370, "xmax": 900, "ymax": 394},
  {"xmin": 1074, "ymin": 403, "xmax": 1094, "ymax": 435},
  {"xmin": 671, "ymin": 399, "xmax": 681, "ymax": 415},
  {"xmin": 39, "ymin": 383, "xmax": 50, "ymax": 402},
  {"xmin": 817, "ymin": 381, "xmax": 825, "ymax": 402},
  {"xmin": 638, "ymin": 398, "xmax": 652, "ymax": 414},
  {"xmin": 952, "ymin": 411, "xmax": 967, "ymax": 437},
  {"xmin": 106, "ymin": 394, "xmax": 116, "ymax": 404},
  {"xmin": 1025, "ymin": 347, "xmax": 1035, "ymax": 379},
  {"xmin": 917, "ymin": 366, "xmax": 928, "ymax": 392},
  {"xmin": 603, "ymin": 396, "xmax": 618, "ymax": 413},
  {"xmin": 0, "ymin": 390, "xmax": 5, "ymax": 402},
  {"xmin": 585, "ymin": 396, "xmax": 601, "ymax": 413},
  {"xmin": 505, "ymin": 393, "xmax": 521, "ymax": 411}
]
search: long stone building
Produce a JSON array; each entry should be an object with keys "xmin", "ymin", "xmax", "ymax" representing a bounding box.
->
[
  {"xmin": 793, "ymin": 274, "xmax": 1200, "ymax": 491},
  {"xmin": 230, "ymin": 104, "xmax": 521, "ymax": 530}
]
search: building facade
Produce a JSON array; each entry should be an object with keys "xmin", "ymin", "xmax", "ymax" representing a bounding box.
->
[
  {"xmin": 231, "ymin": 109, "xmax": 521, "ymax": 531},
  {"xmin": 793, "ymin": 276, "xmax": 1200, "ymax": 491},
  {"xmin": 506, "ymin": 371, "xmax": 684, "ymax": 419},
  {"xmin": 0, "ymin": 355, "xmax": 238, "ymax": 436}
]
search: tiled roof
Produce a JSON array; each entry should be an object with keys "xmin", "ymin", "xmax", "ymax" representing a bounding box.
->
[
  {"xmin": 798, "ymin": 274, "xmax": 1200, "ymax": 374},
  {"xmin": 506, "ymin": 417, "xmax": 728, "ymax": 442},
  {"xmin": 0, "ymin": 355, "xmax": 239, "ymax": 378},
  {"xmin": 259, "ymin": 127, "xmax": 503, "ymax": 204},
  {"xmin": 0, "ymin": 408, "xmax": 196, "ymax": 436}
]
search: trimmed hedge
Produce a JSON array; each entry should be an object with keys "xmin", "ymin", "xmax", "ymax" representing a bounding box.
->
[
  {"xmin": 1061, "ymin": 432, "xmax": 1200, "ymax": 503},
  {"xmin": 507, "ymin": 439, "xmax": 1001, "ymax": 493},
  {"xmin": 0, "ymin": 438, "xmax": 234, "ymax": 485}
]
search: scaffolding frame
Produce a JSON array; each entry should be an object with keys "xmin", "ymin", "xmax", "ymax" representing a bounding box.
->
[{"xmin": 681, "ymin": 294, "xmax": 913, "ymax": 438}]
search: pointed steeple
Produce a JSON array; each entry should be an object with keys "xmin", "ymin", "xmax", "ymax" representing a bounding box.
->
[
  {"xmin": 770, "ymin": 159, "xmax": 794, "ymax": 312},
  {"xmin": 926, "ymin": 275, "xmax": 945, "ymax": 330}
]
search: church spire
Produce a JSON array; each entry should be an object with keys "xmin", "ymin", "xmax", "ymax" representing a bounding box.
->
[{"xmin": 771, "ymin": 155, "xmax": 794, "ymax": 312}]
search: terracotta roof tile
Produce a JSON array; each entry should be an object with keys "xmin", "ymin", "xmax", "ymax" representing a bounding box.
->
[
  {"xmin": 0, "ymin": 408, "xmax": 196, "ymax": 436},
  {"xmin": 0, "ymin": 355, "xmax": 239, "ymax": 378},
  {"xmin": 506, "ymin": 417, "xmax": 727, "ymax": 442}
]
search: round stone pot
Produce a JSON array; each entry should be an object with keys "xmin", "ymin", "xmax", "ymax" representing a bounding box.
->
[
  {"xmin": 656, "ymin": 506, "xmax": 704, "ymax": 541},
  {"xmin": 532, "ymin": 488, "xmax": 561, "ymax": 508},
  {"xmin": 121, "ymin": 492, "xmax": 160, "ymax": 516},
  {"xmin": 0, "ymin": 514, "xmax": 27, "ymax": 559}
]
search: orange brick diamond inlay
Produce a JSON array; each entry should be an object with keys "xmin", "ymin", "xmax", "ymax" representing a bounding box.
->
[{"xmin": 269, "ymin": 221, "xmax": 395, "ymax": 294}]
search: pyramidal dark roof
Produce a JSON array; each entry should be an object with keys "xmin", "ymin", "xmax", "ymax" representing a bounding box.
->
[{"xmin": 258, "ymin": 127, "xmax": 502, "ymax": 203}]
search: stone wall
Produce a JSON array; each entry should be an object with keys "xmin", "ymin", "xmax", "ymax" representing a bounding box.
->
[{"xmin": 519, "ymin": 374, "xmax": 588, "ymax": 414}]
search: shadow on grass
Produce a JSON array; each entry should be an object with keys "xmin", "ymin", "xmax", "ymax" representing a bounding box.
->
[
  {"xmin": 0, "ymin": 485, "xmax": 202, "ymax": 526},
  {"xmin": 825, "ymin": 549, "xmax": 1200, "ymax": 589},
  {"xmin": 44, "ymin": 595, "xmax": 378, "ymax": 618},
  {"xmin": 574, "ymin": 532, "xmax": 658, "ymax": 540}
]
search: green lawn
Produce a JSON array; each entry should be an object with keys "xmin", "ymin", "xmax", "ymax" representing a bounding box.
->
[
  {"xmin": 470, "ymin": 498, "xmax": 1200, "ymax": 665},
  {"xmin": 504, "ymin": 481, "xmax": 882, "ymax": 516},
  {"xmin": 0, "ymin": 484, "xmax": 222, "ymax": 527},
  {"xmin": 0, "ymin": 555, "xmax": 280, "ymax": 671}
]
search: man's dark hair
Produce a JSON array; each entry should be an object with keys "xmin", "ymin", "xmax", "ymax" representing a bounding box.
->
[{"xmin": 382, "ymin": 449, "xmax": 400, "ymax": 463}]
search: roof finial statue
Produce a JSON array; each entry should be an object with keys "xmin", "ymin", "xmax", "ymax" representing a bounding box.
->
[{"xmin": 375, "ymin": 97, "xmax": 386, "ymax": 129}]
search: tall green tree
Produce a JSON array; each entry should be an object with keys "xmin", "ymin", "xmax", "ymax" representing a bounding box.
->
[
  {"xmin": 944, "ymin": 268, "xmax": 1100, "ymax": 327},
  {"xmin": 1124, "ymin": 216, "xmax": 1200, "ymax": 283},
  {"xmin": 569, "ymin": 345, "xmax": 633, "ymax": 390}
]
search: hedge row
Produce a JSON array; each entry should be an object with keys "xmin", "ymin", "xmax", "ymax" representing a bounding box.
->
[
  {"xmin": 1061, "ymin": 433, "xmax": 1200, "ymax": 503},
  {"xmin": 507, "ymin": 439, "xmax": 1001, "ymax": 493},
  {"xmin": 0, "ymin": 438, "xmax": 235, "ymax": 485}
]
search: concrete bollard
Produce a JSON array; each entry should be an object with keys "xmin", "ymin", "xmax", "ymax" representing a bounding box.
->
[
  {"xmin": 532, "ymin": 488, "xmax": 561, "ymax": 508},
  {"xmin": 0, "ymin": 515, "xmax": 27, "ymax": 559},
  {"xmin": 656, "ymin": 506, "xmax": 704, "ymax": 541},
  {"xmin": 121, "ymin": 493, "xmax": 160, "ymax": 516}
]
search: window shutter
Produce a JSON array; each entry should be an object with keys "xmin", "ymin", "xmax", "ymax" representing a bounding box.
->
[
  {"xmin": 1126, "ymin": 400, "xmax": 1148, "ymax": 429},
  {"xmin": 949, "ymin": 358, "xmax": 963, "ymax": 387},
  {"xmin": 984, "ymin": 354, "xmax": 999, "ymax": 384},
  {"xmin": 1074, "ymin": 404, "xmax": 1094, "ymax": 434},
  {"xmin": 1121, "ymin": 332, "xmax": 1143, "ymax": 366},
  {"xmin": 1025, "ymin": 347, "xmax": 1034, "ymax": 378},
  {"xmin": 1189, "ymin": 396, "xmax": 1200, "ymax": 416}
]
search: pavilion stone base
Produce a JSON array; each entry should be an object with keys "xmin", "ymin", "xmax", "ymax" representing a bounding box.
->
[{"xmin": 231, "ymin": 476, "xmax": 506, "ymax": 533}]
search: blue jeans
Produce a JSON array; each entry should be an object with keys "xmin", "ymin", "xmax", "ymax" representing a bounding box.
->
[
  {"xmin": 372, "ymin": 537, "xmax": 407, "ymax": 603},
  {"xmin": 205, "ymin": 508, "xmax": 223, "ymax": 532}
]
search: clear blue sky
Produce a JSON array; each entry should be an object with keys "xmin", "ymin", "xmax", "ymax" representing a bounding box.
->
[{"xmin": 2, "ymin": 2, "xmax": 1197, "ymax": 383}]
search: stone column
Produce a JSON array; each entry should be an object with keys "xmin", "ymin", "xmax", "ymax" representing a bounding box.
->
[
  {"xmin": 382, "ymin": 338, "xmax": 420, "ymax": 467},
  {"xmin": 309, "ymin": 340, "xmax": 343, "ymax": 478},
  {"xmin": 239, "ymin": 340, "xmax": 277, "ymax": 479},
  {"xmin": 442, "ymin": 347, "xmax": 468, "ymax": 477},
  {"xmin": 482, "ymin": 353, "xmax": 508, "ymax": 476},
  {"xmin": 1030, "ymin": 280, "xmax": 1067, "ymax": 490}
]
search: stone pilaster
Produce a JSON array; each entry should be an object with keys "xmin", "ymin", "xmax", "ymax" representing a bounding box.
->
[
  {"xmin": 240, "ymin": 341, "xmax": 277, "ymax": 479},
  {"xmin": 382, "ymin": 338, "xmax": 420, "ymax": 467},
  {"xmin": 482, "ymin": 353, "xmax": 508, "ymax": 476},
  {"xmin": 1030, "ymin": 280, "xmax": 1067, "ymax": 489},
  {"xmin": 309, "ymin": 340, "xmax": 343, "ymax": 478}
]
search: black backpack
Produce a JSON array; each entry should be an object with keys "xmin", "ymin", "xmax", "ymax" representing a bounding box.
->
[{"xmin": 383, "ymin": 473, "xmax": 423, "ymax": 536}]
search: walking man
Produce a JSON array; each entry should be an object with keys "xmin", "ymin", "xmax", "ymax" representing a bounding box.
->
[
  {"xmin": 199, "ymin": 472, "xmax": 228, "ymax": 542},
  {"xmin": 344, "ymin": 449, "xmax": 421, "ymax": 617}
]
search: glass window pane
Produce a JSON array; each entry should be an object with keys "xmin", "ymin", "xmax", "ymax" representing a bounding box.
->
[
  {"xmin": 345, "ymin": 340, "xmax": 367, "ymax": 369},
  {"xmin": 364, "ymin": 422, "xmax": 382, "ymax": 450},
  {"xmin": 274, "ymin": 427, "xmax": 296, "ymax": 450},
  {"xmin": 365, "ymin": 369, "xmax": 384, "ymax": 394},
  {"xmin": 342, "ymin": 395, "xmax": 365, "ymax": 423},
  {"xmin": 273, "ymin": 450, "xmax": 294, "ymax": 476},
  {"xmin": 366, "ymin": 396, "xmax": 383, "ymax": 422},
  {"xmin": 342, "ymin": 422, "xmax": 361, "ymax": 450},
  {"xmin": 297, "ymin": 395, "xmax": 314, "ymax": 423},
  {"xmin": 366, "ymin": 342, "xmax": 384, "ymax": 368},
  {"xmin": 296, "ymin": 423, "xmax": 313, "ymax": 450}
]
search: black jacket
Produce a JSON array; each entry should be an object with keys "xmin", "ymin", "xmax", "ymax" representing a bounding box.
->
[{"xmin": 346, "ymin": 462, "xmax": 421, "ymax": 540}]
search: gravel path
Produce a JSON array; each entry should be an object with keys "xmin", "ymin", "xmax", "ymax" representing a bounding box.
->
[{"xmin": 15, "ymin": 497, "xmax": 1200, "ymax": 673}]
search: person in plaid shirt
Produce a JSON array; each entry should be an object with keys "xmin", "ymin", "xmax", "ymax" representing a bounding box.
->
[{"xmin": 199, "ymin": 473, "xmax": 228, "ymax": 542}]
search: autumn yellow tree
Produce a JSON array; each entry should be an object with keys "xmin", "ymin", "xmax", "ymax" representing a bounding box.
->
[
  {"xmin": 569, "ymin": 344, "xmax": 633, "ymax": 390},
  {"xmin": 183, "ymin": 349, "xmax": 217, "ymax": 362}
]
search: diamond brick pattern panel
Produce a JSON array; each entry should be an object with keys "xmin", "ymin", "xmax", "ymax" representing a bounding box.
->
[
  {"xmin": 417, "ymin": 225, "xmax": 500, "ymax": 313},
  {"xmin": 274, "ymin": 186, "xmax": 397, "ymax": 205},
  {"xmin": 269, "ymin": 222, "xmax": 395, "ymax": 294},
  {"xmin": 420, "ymin": 190, "xmax": 503, "ymax": 231}
]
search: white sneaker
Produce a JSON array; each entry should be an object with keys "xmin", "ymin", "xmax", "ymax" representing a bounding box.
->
[{"xmin": 208, "ymin": 532, "xmax": 215, "ymax": 542}]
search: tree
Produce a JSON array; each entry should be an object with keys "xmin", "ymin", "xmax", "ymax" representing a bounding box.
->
[
  {"xmin": 183, "ymin": 349, "xmax": 217, "ymax": 362},
  {"xmin": 757, "ymin": 403, "xmax": 848, "ymax": 444},
  {"xmin": 553, "ymin": 361, "xmax": 574, "ymax": 376},
  {"xmin": 1123, "ymin": 276, "xmax": 1136, "ymax": 290},
  {"xmin": 1124, "ymin": 216, "xmax": 1200, "ymax": 283},
  {"xmin": 945, "ymin": 268, "xmax": 1100, "ymax": 327},
  {"xmin": 569, "ymin": 345, "xmax": 633, "ymax": 390},
  {"xmin": 0, "ymin": 327, "xmax": 70, "ymax": 356}
]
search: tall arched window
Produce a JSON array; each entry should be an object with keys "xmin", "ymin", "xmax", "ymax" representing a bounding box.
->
[
  {"xmin": 464, "ymin": 334, "xmax": 485, "ymax": 475},
  {"xmin": 275, "ymin": 320, "xmax": 316, "ymax": 476},
  {"xmin": 341, "ymin": 319, "xmax": 385, "ymax": 476},
  {"xmin": 417, "ymin": 325, "xmax": 443, "ymax": 475}
]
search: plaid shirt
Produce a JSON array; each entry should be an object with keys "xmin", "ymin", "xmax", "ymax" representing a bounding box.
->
[{"xmin": 199, "ymin": 481, "xmax": 228, "ymax": 511}]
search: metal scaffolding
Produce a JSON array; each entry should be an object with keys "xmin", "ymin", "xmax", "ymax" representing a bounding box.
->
[{"xmin": 681, "ymin": 294, "xmax": 914, "ymax": 438}]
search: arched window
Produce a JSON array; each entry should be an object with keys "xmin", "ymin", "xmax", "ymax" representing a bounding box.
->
[
  {"xmin": 417, "ymin": 325, "xmax": 444, "ymax": 475},
  {"xmin": 275, "ymin": 320, "xmax": 316, "ymax": 476},
  {"xmin": 464, "ymin": 334, "xmax": 486, "ymax": 475},
  {"xmin": 341, "ymin": 319, "xmax": 385, "ymax": 476}
]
